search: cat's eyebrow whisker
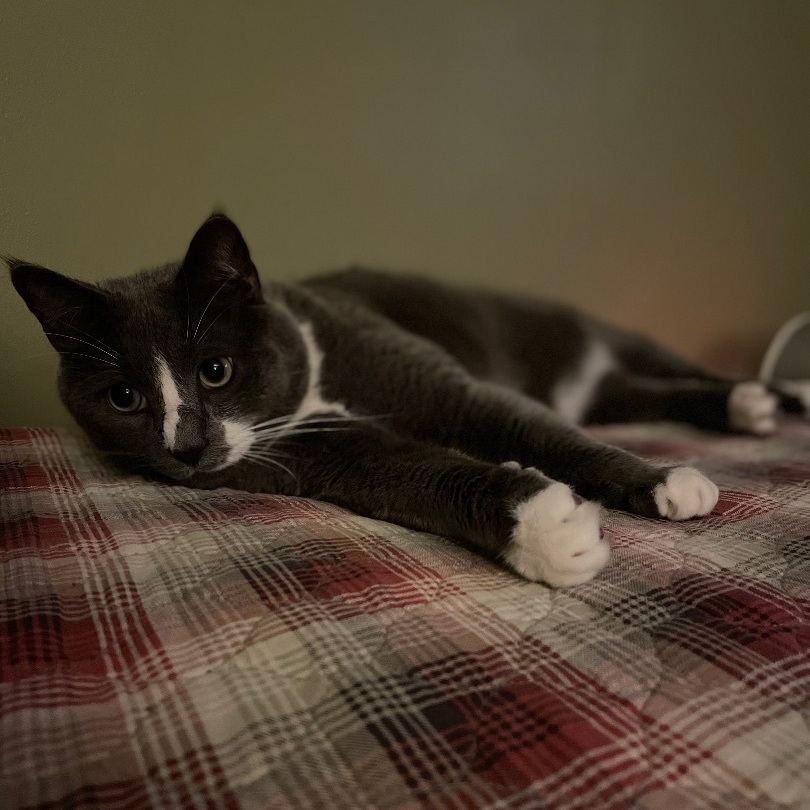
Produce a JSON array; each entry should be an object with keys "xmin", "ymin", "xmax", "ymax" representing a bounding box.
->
[
  {"xmin": 180, "ymin": 267, "xmax": 191, "ymax": 342},
  {"xmin": 45, "ymin": 333, "xmax": 121, "ymax": 361},
  {"xmin": 191, "ymin": 276, "xmax": 233, "ymax": 343},
  {"xmin": 56, "ymin": 351, "xmax": 121, "ymax": 368},
  {"xmin": 52, "ymin": 318, "xmax": 120, "ymax": 360},
  {"xmin": 195, "ymin": 299, "xmax": 239, "ymax": 345},
  {"xmin": 54, "ymin": 320, "xmax": 120, "ymax": 358}
]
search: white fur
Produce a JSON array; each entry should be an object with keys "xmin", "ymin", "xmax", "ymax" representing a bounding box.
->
[
  {"xmin": 653, "ymin": 467, "xmax": 719, "ymax": 520},
  {"xmin": 291, "ymin": 321, "xmax": 350, "ymax": 421},
  {"xmin": 156, "ymin": 354, "xmax": 183, "ymax": 450},
  {"xmin": 221, "ymin": 419, "xmax": 254, "ymax": 466},
  {"xmin": 776, "ymin": 380, "xmax": 810, "ymax": 414},
  {"xmin": 210, "ymin": 322, "xmax": 351, "ymax": 473},
  {"xmin": 504, "ymin": 483, "xmax": 608, "ymax": 586},
  {"xmin": 551, "ymin": 341, "xmax": 615, "ymax": 424},
  {"xmin": 728, "ymin": 382, "xmax": 778, "ymax": 435}
]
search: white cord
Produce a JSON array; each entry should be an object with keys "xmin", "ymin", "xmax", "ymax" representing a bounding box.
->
[{"xmin": 758, "ymin": 312, "xmax": 810, "ymax": 382}]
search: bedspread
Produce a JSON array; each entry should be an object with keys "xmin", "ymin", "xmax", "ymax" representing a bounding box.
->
[{"xmin": 1, "ymin": 424, "xmax": 809, "ymax": 809}]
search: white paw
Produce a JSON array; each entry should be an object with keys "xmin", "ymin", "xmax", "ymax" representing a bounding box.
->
[
  {"xmin": 728, "ymin": 382, "xmax": 778, "ymax": 435},
  {"xmin": 653, "ymin": 467, "xmax": 719, "ymax": 520},
  {"xmin": 504, "ymin": 483, "xmax": 609, "ymax": 587}
]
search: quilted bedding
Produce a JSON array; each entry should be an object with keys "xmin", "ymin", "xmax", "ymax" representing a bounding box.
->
[{"xmin": 1, "ymin": 424, "xmax": 809, "ymax": 809}]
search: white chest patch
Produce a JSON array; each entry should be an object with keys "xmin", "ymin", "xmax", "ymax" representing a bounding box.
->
[
  {"xmin": 291, "ymin": 321, "xmax": 350, "ymax": 422},
  {"xmin": 551, "ymin": 341, "xmax": 615, "ymax": 424},
  {"xmin": 156, "ymin": 354, "xmax": 183, "ymax": 450},
  {"xmin": 210, "ymin": 321, "xmax": 352, "ymax": 473}
]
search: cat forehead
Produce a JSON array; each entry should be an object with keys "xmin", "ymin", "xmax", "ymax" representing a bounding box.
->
[
  {"xmin": 99, "ymin": 265, "xmax": 211, "ymax": 334},
  {"xmin": 97, "ymin": 263, "xmax": 178, "ymax": 298}
]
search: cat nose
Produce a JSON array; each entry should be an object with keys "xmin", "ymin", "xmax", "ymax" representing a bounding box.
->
[
  {"xmin": 169, "ymin": 408, "xmax": 209, "ymax": 466},
  {"xmin": 171, "ymin": 439, "xmax": 208, "ymax": 467}
]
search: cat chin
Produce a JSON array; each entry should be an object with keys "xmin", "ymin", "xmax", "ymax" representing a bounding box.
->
[
  {"xmin": 159, "ymin": 463, "xmax": 196, "ymax": 481},
  {"xmin": 169, "ymin": 458, "xmax": 235, "ymax": 480}
]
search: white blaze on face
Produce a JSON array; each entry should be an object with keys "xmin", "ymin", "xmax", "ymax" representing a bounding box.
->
[{"xmin": 156, "ymin": 353, "xmax": 183, "ymax": 450}]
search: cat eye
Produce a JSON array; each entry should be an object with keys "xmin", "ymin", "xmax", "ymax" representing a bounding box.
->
[
  {"xmin": 199, "ymin": 356, "xmax": 233, "ymax": 388},
  {"xmin": 108, "ymin": 383, "xmax": 146, "ymax": 413}
]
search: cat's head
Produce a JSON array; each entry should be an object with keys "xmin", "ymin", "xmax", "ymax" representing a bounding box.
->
[{"xmin": 9, "ymin": 214, "xmax": 308, "ymax": 482}]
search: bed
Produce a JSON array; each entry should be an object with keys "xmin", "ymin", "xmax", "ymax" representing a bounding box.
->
[{"xmin": 1, "ymin": 422, "xmax": 809, "ymax": 809}]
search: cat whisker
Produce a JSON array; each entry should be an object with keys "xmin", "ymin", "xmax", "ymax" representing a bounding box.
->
[
  {"xmin": 54, "ymin": 319, "xmax": 120, "ymax": 359},
  {"xmin": 249, "ymin": 413, "xmax": 381, "ymax": 432},
  {"xmin": 180, "ymin": 266, "xmax": 191, "ymax": 342},
  {"xmin": 191, "ymin": 276, "xmax": 233, "ymax": 343},
  {"xmin": 250, "ymin": 418, "xmax": 358, "ymax": 436},
  {"xmin": 245, "ymin": 443, "xmax": 295, "ymax": 458},
  {"xmin": 44, "ymin": 332, "xmax": 120, "ymax": 361},
  {"xmin": 253, "ymin": 426, "xmax": 355, "ymax": 442},
  {"xmin": 243, "ymin": 448, "xmax": 296, "ymax": 463},
  {"xmin": 21, "ymin": 349, "xmax": 121, "ymax": 371},
  {"xmin": 196, "ymin": 299, "xmax": 239, "ymax": 345},
  {"xmin": 242, "ymin": 452, "xmax": 298, "ymax": 484},
  {"xmin": 56, "ymin": 351, "xmax": 121, "ymax": 368}
]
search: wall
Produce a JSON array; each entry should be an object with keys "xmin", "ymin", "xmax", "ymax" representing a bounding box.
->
[{"xmin": 1, "ymin": 1, "xmax": 809, "ymax": 428}]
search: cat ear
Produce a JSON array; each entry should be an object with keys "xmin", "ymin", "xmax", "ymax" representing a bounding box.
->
[
  {"xmin": 8, "ymin": 260, "xmax": 111, "ymax": 354},
  {"xmin": 180, "ymin": 214, "xmax": 261, "ymax": 301}
]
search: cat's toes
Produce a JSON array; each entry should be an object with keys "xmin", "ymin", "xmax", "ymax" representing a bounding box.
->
[
  {"xmin": 505, "ymin": 483, "xmax": 609, "ymax": 587},
  {"xmin": 728, "ymin": 382, "xmax": 778, "ymax": 435},
  {"xmin": 654, "ymin": 467, "xmax": 719, "ymax": 520},
  {"xmin": 501, "ymin": 461, "xmax": 545, "ymax": 479}
]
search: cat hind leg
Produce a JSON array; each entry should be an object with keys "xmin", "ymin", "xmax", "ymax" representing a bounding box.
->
[
  {"xmin": 716, "ymin": 380, "xmax": 806, "ymax": 434},
  {"xmin": 587, "ymin": 373, "xmax": 790, "ymax": 435},
  {"xmin": 728, "ymin": 382, "xmax": 779, "ymax": 435}
]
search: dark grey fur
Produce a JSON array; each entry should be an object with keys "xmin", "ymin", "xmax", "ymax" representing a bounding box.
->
[{"xmin": 8, "ymin": 215, "xmax": 801, "ymax": 578}]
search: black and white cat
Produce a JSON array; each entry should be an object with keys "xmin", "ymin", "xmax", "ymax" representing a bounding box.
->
[{"xmin": 9, "ymin": 215, "xmax": 807, "ymax": 586}]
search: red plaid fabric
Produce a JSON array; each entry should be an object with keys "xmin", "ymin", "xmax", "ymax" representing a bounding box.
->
[{"xmin": 1, "ymin": 424, "xmax": 809, "ymax": 809}]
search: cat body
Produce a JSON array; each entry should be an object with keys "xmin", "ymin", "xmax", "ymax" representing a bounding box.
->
[{"xmin": 10, "ymin": 216, "xmax": 805, "ymax": 586}]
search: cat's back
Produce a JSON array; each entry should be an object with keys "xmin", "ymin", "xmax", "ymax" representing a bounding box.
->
[
  {"xmin": 301, "ymin": 268, "xmax": 506, "ymax": 378},
  {"xmin": 301, "ymin": 268, "xmax": 591, "ymax": 392}
]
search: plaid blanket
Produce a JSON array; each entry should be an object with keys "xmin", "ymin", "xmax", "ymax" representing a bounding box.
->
[{"xmin": 1, "ymin": 424, "xmax": 809, "ymax": 809}]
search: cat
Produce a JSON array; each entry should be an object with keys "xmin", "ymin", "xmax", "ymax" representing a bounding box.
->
[{"xmin": 9, "ymin": 214, "xmax": 807, "ymax": 587}]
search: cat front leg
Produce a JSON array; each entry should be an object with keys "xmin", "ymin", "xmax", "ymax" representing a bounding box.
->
[
  {"xmin": 284, "ymin": 423, "xmax": 610, "ymax": 587},
  {"xmin": 505, "ymin": 482, "xmax": 608, "ymax": 586},
  {"xmin": 439, "ymin": 381, "xmax": 719, "ymax": 521}
]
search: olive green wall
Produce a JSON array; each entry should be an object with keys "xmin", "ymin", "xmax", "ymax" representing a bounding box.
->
[{"xmin": 2, "ymin": 1, "xmax": 809, "ymax": 428}]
